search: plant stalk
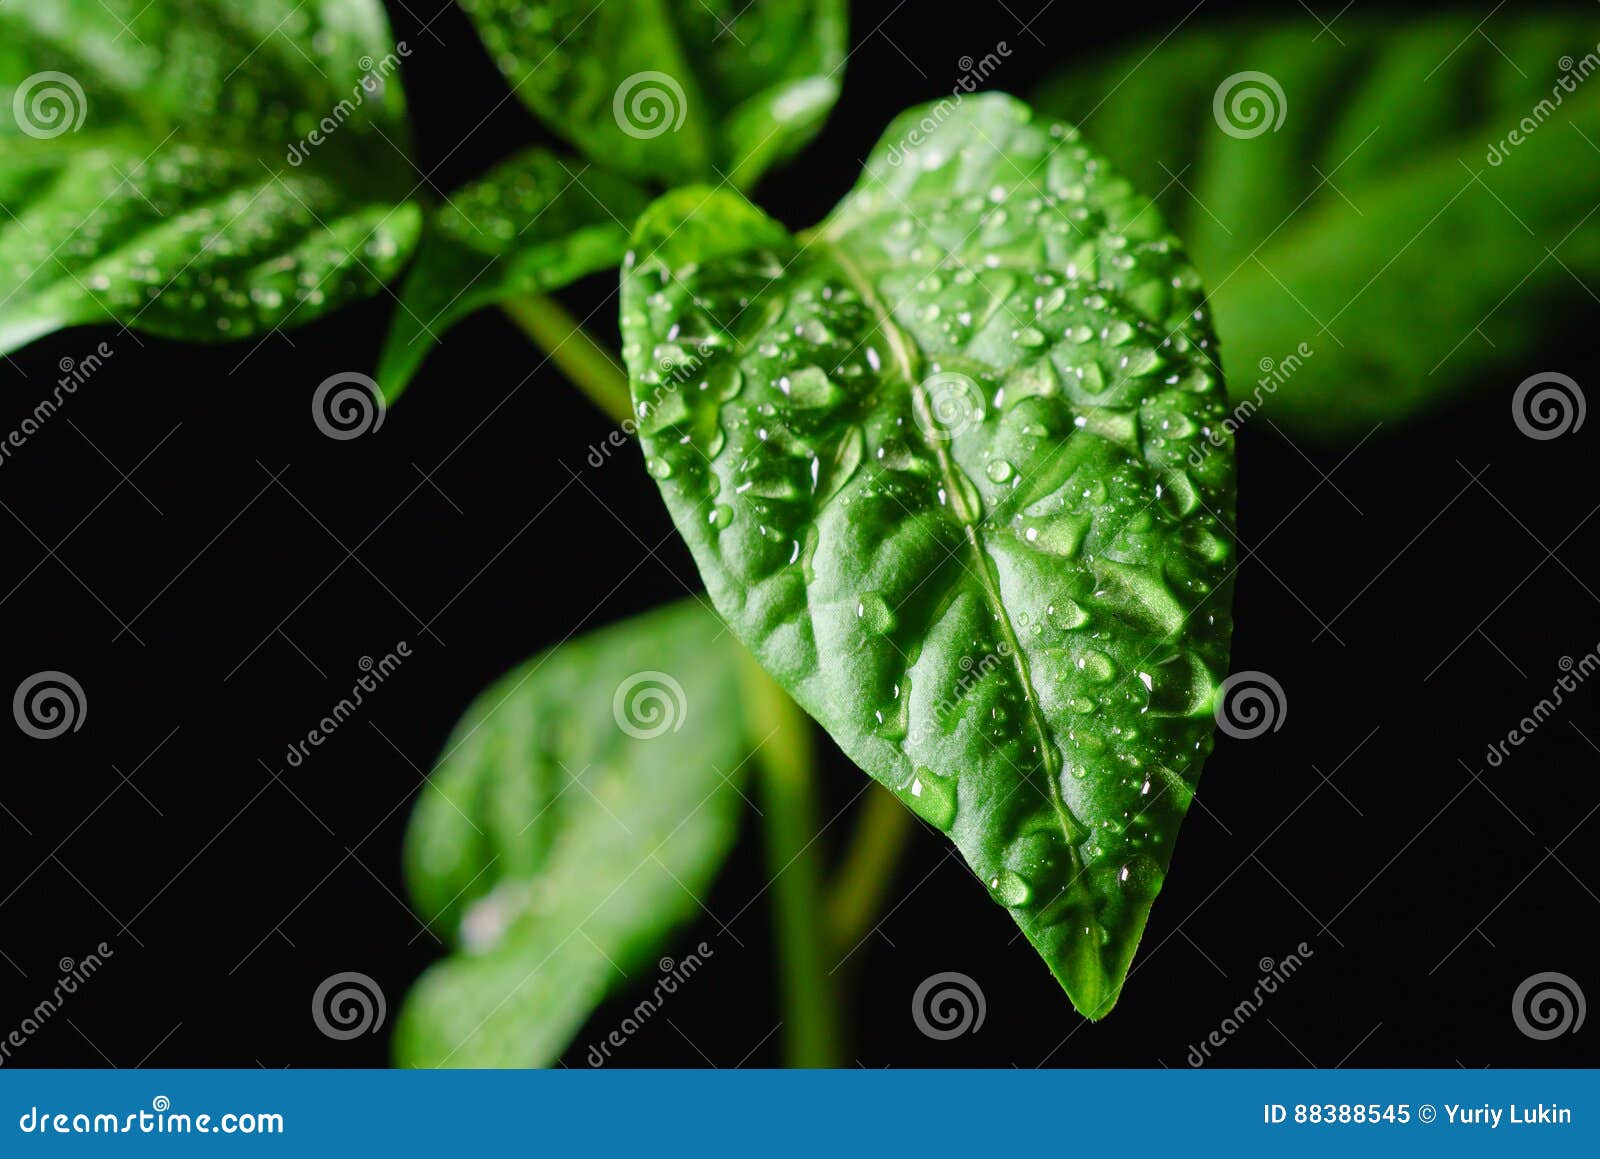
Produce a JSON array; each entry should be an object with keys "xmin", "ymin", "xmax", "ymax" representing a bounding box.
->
[
  {"xmin": 502, "ymin": 293, "xmax": 634, "ymax": 425},
  {"xmin": 741, "ymin": 655, "xmax": 844, "ymax": 1068},
  {"xmin": 825, "ymin": 782, "xmax": 914, "ymax": 954}
]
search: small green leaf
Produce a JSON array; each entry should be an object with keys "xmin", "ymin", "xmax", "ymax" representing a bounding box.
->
[
  {"xmin": 457, "ymin": 0, "xmax": 847, "ymax": 188},
  {"xmin": 376, "ymin": 149, "xmax": 649, "ymax": 400},
  {"xmin": 621, "ymin": 94, "xmax": 1236, "ymax": 1018},
  {"xmin": 397, "ymin": 600, "xmax": 749, "ymax": 1067},
  {"xmin": 0, "ymin": 0, "xmax": 420, "ymax": 355},
  {"xmin": 1035, "ymin": 14, "xmax": 1600, "ymax": 437}
]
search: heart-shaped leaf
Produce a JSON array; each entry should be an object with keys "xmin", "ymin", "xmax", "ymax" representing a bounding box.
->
[
  {"xmin": 0, "ymin": 0, "xmax": 421, "ymax": 356},
  {"xmin": 376, "ymin": 149, "xmax": 649, "ymax": 400},
  {"xmin": 457, "ymin": 0, "xmax": 847, "ymax": 188},
  {"xmin": 621, "ymin": 94, "xmax": 1236, "ymax": 1018},
  {"xmin": 1036, "ymin": 14, "xmax": 1600, "ymax": 438},
  {"xmin": 397, "ymin": 599, "xmax": 749, "ymax": 1067}
]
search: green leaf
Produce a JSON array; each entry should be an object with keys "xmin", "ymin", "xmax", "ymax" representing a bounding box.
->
[
  {"xmin": 376, "ymin": 149, "xmax": 649, "ymax": 401},
  {"xmin": 396, "ymin": 599, "xmax": 749, "ymax": 1067},
  {"xmin": 457, "ymin": 0, "xmax": 847, "ymax": 188},
  {"xmin": 1035, "ymin": 14, "xmax": 1600, "ymax": 437},
  {"xmin": 621, "ymin": 94, "xmax": 1236, "ymax": 1018},
  {"xmin": 0, "ymin": 0, "xmax": 421, "ymax": 355}
]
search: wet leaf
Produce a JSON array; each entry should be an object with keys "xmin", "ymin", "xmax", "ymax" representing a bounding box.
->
[
  {"xmin": 376, "ymin": 149, "xmax": 649, "ymax": 400},
  {"xmin": 457, "ymin": 0, "xmax": 847, "ymax": 188},
  {"xmin": 0, "ymin": 0, "xmax": 421, "ymax": 355},
  {"xmin": 396, "ymin": 600, "xmax": 749, "ymax": 1067},
  {"xmin": 622, "ymin": 94, "xmax": 1236, "ymax": 1018}
]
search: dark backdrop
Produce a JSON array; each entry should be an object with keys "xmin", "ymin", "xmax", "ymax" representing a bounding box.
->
[{"xmin": 1, "ymin": 0, "xmax": 1595, "ymax": 1069}]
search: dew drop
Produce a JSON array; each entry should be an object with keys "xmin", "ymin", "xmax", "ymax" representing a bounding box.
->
[
  {"xmin": 782, "ymin": 365, "xmax": 839, "ymax": 409},
  {"xmin": 1076, "ymin": 649, "xmax": 1116, "ymax": 683},
  {"xmin": 855, "ymin": 591, "xmax": 896, "ymax": 635},
  {"xmin": 902, "ymin": 766, "xmax": 958, "ymax": 830},
  {"xmin": 987, "ymin": 870, "xmax": 1033, "ymax": 908}
]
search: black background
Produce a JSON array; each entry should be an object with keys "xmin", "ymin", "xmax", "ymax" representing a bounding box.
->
[{"xmin": 2, "ymin": 0, "xmax": 1596, "ymax": 1069}]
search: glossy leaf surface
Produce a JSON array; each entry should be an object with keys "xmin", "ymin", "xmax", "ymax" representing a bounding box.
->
[
  {"xmin": 397, "ymin": 600, "xmax": 748, "ymax": 1066},
  {"xmin": 0, "ymin": 0, "xmax": 420, "ymax": 355},
  {"xmin": 1036, "ymin": 14, "xmax": 1600, "ymax": 437},
  {"xmin": 457, "ymin": 0, "xmax": 847, "ymax": 188},
  {"xmin": 377, "ymin": 149, "xmax": 649, "ymax": 399},
  {"xmin": 622, "ymin": 94, "xmax": 1236, "ymax": 1017}
]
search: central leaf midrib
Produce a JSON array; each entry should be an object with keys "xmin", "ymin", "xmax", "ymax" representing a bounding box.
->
[{"xmin": 815, "ymin": 231, "xmax": 1088, "ymax": 857}]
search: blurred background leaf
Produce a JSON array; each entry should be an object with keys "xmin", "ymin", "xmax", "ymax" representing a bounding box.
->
[
  {"xmin": 376, "ymin": 148, "xmax": 648, "ymax": 401},
  {"xmin": 0, "ymin": 0, "xmax": 421, "ymax": 355},
  {"xmin": 456, "ymin": 0, "xmax": 848, "ymax": 189},
  {"xmin": 1036, "ymin": 13, "xmax": 1600, "ymax": 439},
  {"xmin": 396, "ymin": 599, "xmax": 750, "ymax": 1067}
]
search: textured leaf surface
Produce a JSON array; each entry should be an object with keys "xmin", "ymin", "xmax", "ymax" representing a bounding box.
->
[
  {"xmin": 397, "ymin": 600, "xmax": 748, "ymax": 1067},
  {"xmin": 1036, "ymin": 14, "xmax": 1600, "ymax": 437},
  {"xmin": 458, "ymin": 0, "xmax": 847, "ymax": 187},
  {"xmin": 0, "ymin": 0, "xmax": 420, "ymax": 355},
  {"xmin": 377, "ymin": 149, "xmax": 649, "ymax": 399},
  {"xmin": 621, "ymin": 95, "xmax": 1236, "ymax": 1017}
]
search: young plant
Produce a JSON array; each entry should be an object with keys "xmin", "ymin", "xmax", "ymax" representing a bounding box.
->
[{"xmin": 5, "ymin": 0, "xmax": 1590, "ymax": 1066}]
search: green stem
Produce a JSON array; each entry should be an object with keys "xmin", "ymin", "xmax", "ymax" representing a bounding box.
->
[
  {"xmin": 741, "ymin": 655, "xmax": 843, "ymax": 1068},
  {"xmin": 502, "ymin": 294, "xmax": 634, "ymax": 425},
  {"xmin": 825, "ymin": 782, "xmax": 915, "ymax": 953},
  {"xmin": 508, "ymin": 292, "xmax": 879, "ymax": 1066}
]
